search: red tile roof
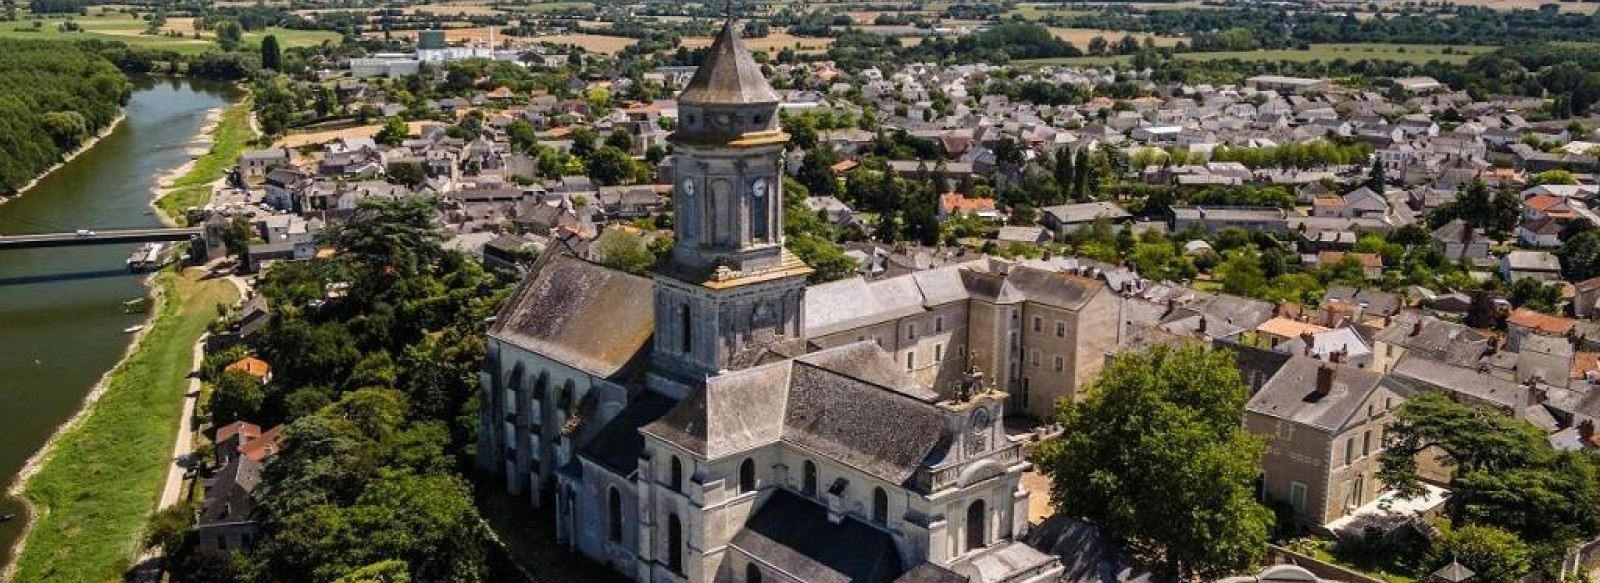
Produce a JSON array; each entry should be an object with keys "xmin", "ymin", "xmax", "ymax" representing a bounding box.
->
[
  {"xmin": 939, "ymin": 192, "xmax": 997, "ymax": 215},
  {"xmin": 239, "ymin": 425, "xmax": 286, "ymax": 462},
  {"xmin": 216, "ymin": 421, "xmax": 261, "ymax": 446},
  {"xmin": 226, "ymin": 357, "xmax": 272, "ymax": 379},
  {"xmin": 1507, "ymin": 308, "xmax": 1575, "ymax": 335}
]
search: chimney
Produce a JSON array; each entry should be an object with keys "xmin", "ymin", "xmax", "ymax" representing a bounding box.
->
[
  {"xmin": 1315, "ymin": 363, "xmax": 1335, "ymax": 397},
  {"xmin": 1526, "ymin": 377, "xmax": 1547, "ymax": 405},
  {"xmin": 1581, "ymin": 419, "xmax": 1595, "ymax": 441},
  {"xmin": 1197, "ymin": 315, "xmax": 1208, "ymax": 334},
  {"xmin": 1411, "ymin": 319, "xmax": 1424, "ymax": 337},
  {"xmin": 1300, "ymin": 330, "xmax": 1316, "ymax": 355},
  {"xmin": 1331, "ymin": 346, "xmax": 1347, "ymax": 364},
  {"xmin": 1166, "ymin": 298, "xmax": 1178, "ymax": 316}
]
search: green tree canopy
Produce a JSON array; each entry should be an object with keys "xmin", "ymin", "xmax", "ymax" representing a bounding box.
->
[
  {"xmin": 593, "ymin": 228, "xmax": 655, "ymax": 275},
  {"xmin": 1426, "ymin": 525, "xmax": 1532, "ymax": 583},
  {"xmin": 1380, "ymin": 392, "xmax": 1600, "ymax": 551},
  {"xmin": 1036, "ymin": 345, "xmax": 1272, "ymax": 580}
]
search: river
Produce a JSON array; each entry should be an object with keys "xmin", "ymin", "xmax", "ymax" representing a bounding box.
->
[{"xmin": 0, "ymin": 76, "xmax": 239, "ymax": 571}]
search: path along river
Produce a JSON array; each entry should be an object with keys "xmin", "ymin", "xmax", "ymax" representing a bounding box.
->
[{"xmin": 0, "ymin": 77, "xmax": 239, "ymax": 571}]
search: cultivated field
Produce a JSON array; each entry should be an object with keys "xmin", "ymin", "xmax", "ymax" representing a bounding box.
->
[
  {"xmin": 1021, "ymin": 42, "xmax": 1497, "ymax": 66},
  {"xmin": 1008, "ymin": 0, "xmax": 1220, "ymax": 19},
  {"xmin": 682, "ymin": 31, "xmax": 834, "ymax": 53},
  {"xmin": 533, "ymin": 33, "xmax": 638, "ymax": 54},
  {"xmin": 1374, "ymin": 0, "xmax": 1600, "ymax": 12}
]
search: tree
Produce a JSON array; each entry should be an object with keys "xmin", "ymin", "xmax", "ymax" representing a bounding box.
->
[
  {"xmin": 1379, "ymin": 392, "xmax": 1600, "ymax": 548},
  {"xmin": 334, "ymin": 560, "xmax": 412, "ymax": 583},
  {"xmin": 1036, "ymin": 345, "xmax": 1272, "ymax": 580},
  {"xmin": 587, "ymin": 145, "xmax": 637, "ymax": 186},
  {"xmin": 1217, "ymin": 247, "xmax": 1269, "ymax": 298},
  {"xmin": 209, "ymin": 369, "xmax": 265, "ymax": 425},
  {"xmin": 604, "ymin": 128, "xmax": 634, "ymax": 152},
  {"xmin": 221, "ymin": 215, "xmax": 253, "ymax": 260},
  {"xmin": 787, "ymin": 234, "xmax": 858, "ymax": 283},
  {"xmin": 1426, "ymin": 525, "xmax": 1533, "ymax": 583},
  {"xmin": 1054, "ymin": 148, "xmax": 1077, "ymax": 201},
  {"xmin": 506, "ymin": 120, "xmax": 537, "ymax": 154},
  {"xmin": 143, "ymin": 502, "xmax": 194, "ymax": 554},
  {"xmin": 386, "ymin": 162, "xmax": 427, "ymax": 188},
  {"xmin": 374, "ymin": 117, "xmax": 409, "ymax": 146},
  {"xmin": 215, "ymin": 20, "xmax": 243, "ymax": 51},
  {"xmin": 333, "ymin": 196, "xmax": 446, "ymax": 285},
  {"xmin": 1073, "ymin": 147, "xmax": 1094, "ymax": 199},
  {"xmin": 593, "ymin": 228, "xmax": 654, "ymax": 275},
  {"xmin": 1558, "ymin": 229, "xmax": 1600, "ymax": 280},
  {"xmin": 1508, "ymin": 277, "xmax": 1562, "ymax": 313},
  {"xmin": 796, "ymin": 147, "xmax": 840, "ymax": 197},
  {"xmin": 260, "ymin": 34, "xmax": 281, "ymax": 71},
  {"xmin": 1365, "ymin": 157, "xmax": 1386, "ymax": 192}
]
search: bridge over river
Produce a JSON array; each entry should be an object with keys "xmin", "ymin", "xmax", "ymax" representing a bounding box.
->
[{"xmin": 0, "ymin": 227, "xmax": 204, "ymax": 250}]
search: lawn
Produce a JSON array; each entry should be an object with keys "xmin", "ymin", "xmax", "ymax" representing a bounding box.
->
[
  {"xmin": 1019, "ymin": 43, "xmax": 1497, "ymax": 66},
  {"xmin": 156, "ymin": 97, "xmax": 257, "ymax": 223},
  {"xmin": 10, "ymin": 268, "xmax": 240, "ymax": 583}
]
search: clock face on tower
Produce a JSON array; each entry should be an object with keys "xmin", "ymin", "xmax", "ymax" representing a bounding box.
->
[
  {"xmin": 681, "ymin": 179, "xmax": 695, "ymax": 198},
  {"xmin": 751, "ymin": 178, "xmax": 769, "ymax": 200}
]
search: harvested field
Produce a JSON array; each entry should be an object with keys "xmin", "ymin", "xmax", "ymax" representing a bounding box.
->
[
  {"xmin": 1049, "ymin": 27, "xmax": 1188, "ymax": 47},
  {"xmin": 681, "ymin": 31, "xmax": 833, "ymax": 53}
]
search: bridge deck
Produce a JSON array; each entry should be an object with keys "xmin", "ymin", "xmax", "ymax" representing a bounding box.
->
[{"xmin": 0, "ymin": 228, "xmax": 203, "ymax": 250}]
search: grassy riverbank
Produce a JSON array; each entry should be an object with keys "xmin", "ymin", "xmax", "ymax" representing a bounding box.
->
[
  {"xmin": 155, "ymin": 96, "xmax": 256, "ymax": 223},
  {"xmin": 9, "ymin": 268, "xmax": 238, "ymax": 582}
]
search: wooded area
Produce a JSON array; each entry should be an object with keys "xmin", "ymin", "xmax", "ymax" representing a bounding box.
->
[{"xmin": 0, "ymin": 38, "xmax": 129, "ymax": 193}]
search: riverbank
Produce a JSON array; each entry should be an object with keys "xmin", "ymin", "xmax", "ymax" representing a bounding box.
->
[
  {"xmin": 2, "ymin": 85, "xmax": 251, "ymax": 582},
  {"xmin": 0, "ymin": 113, "xmax": 127, "ymax": 205},
  {"xmin": 153, "ymin": 96, "xmax": 257, "ymax": 225},
  {"xmin": 4, "ymin": 268, "xmax": 239, "ymax": 582}
]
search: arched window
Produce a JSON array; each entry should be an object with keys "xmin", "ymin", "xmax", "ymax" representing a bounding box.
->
[
  {"xmin": 667, "ymin": 514, "xmax": 684, "ymax": 573},
  {"xmin": 965, "ymin": 499, "xmax": 987, "ymax": 552},
  {"xmin": 739, "ymin": 458, "xmax": 756, "ymax": 493},
  {"xmin": 747, "ymin": 563, "xmax": 763, "ymax": 583},
  {"xmin": 608, "ymin": 487, "xmax": 623, "ymax": 543},
  {"xmin": 872, "ymin": 487, "xmax": 889, "ymax": 524},
  {"xmin": 802, "ymin": 460, "xmax": 817, "ymax": 496},
  {"xmin": 681, "ymin": 303, "xmax": 693, "ymax": 354},
  {"xmin": 669, "ymin": 456, "xmax": 684, "ymax": 492}
]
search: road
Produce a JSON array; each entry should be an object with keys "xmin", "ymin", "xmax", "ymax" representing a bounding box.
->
[
  {"xmin": 0, "ymin": 227, "xmax": 203, "ymax": 250},
  {"xmin": 133, "ymin": 271, "xmax": 251, "ymax": 582}
]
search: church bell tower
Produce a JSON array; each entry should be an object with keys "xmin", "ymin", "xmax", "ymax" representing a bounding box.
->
[{"xmin": 652, "ymin": 16, "xmax": 812, "ymax": 381}]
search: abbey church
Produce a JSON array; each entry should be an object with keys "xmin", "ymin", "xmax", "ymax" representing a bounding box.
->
[{"xmin": 477, "ymin": 17, "xmax": 1120, "ymax": 583}]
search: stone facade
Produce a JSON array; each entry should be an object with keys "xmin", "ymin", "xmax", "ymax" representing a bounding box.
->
[{"xmin": 482, "ymin": 17, "xmax": 1069, "ymax": 583}]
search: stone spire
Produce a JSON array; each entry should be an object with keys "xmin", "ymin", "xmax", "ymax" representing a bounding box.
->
[{"xmin": 676, "ymin": 17, "xmax": 781, "ymax": 106}]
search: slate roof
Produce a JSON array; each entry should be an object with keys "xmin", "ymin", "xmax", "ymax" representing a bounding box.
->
[
  {"xmin": 1372, "ymin": 313, "xmax": 1487, "ymax": 367},
  {"xmin": 1388, "ymin": 354, "xmax": 1528, "ymax": 411},
  {"xmin": 580, "ymin": 390, "xmax": 677, "ymax": 477},
  {"xmin": 891, "ymin": 564, "xmax": 969, "ymax": 583},
  {"xmin": 731, "ymin": 489, "xmax": 905, "ymax": 583},
  {"xmin": 676, "ymin": 19, "xmax": 781, "ymax": 106},
  {"xmin": 1040, "ymin": 201, "xmax": 1131, "ymax": 224},
  {"xmin": 490, "ymin": 253, "xmax": 654, "ymax": 378},
  {"xmin": 1324, "ymin": 286, "xmax": 1402, "ymax": 317},
  {"xmin": 642, "ymin": 342, "xmax": 946, "ymax": 486},
  {"xmin": 1247, "ymin": 357, "xmax": 1384, "ymax": 433},
  {"xmin": 199, "ymin": 455, "xmax": 263, "ymax": 527}
]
